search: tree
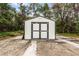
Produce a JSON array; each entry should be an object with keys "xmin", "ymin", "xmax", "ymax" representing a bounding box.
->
[
  {"xmin": 52, "ymin": 3, "xmax": 79, "ymax": 33},
  {"xmin": 15, "ymin": 3, "xmax": 27, "ymax": 30},
  {"xmin": 0, "ymin": 3, "xmax": 16, "ymax": 31},
  {"xmin": 42, "ymin": 3, "xmax": 50, "ymax": 17},
  {"xmin": 28, "ymin": 3, "xmax": 42, "ymax": 17}
]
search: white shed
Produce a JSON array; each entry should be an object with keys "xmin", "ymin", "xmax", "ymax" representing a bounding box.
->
[{"xmin": 24, "ymin": 17, "xmax": 56, "ymax": 40}]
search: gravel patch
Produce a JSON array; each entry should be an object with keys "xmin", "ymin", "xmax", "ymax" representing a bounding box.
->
[
  {"xmin": 0, "ymin": 38, "xmax": 30, "ymax": 56},
  {"xmin": 56, "ymin": 35, "xmax": 79, "ymax": 44},
  {"xmin": 37, "ymin": 40, "xmax": 79, "ymax": 56},
  {"xmin": 23, "ymin": 41, "xmax": 37, "ymax": 56}
]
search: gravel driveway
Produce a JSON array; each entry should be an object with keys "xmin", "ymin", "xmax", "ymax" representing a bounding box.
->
[
  {"xmin": 36, "ymin": 35, "xmax": 79, "ymax": 56},
  {"xmin": 0, "ymin": 36, "xmax": 30, "ymax": 56},
  {"xmin": 37, "ymin": 40, "xmax": 79, "ymax": 56},
  {"xmin": 1, "ymin": 35, "xmax": 79, "ymax": 56}
]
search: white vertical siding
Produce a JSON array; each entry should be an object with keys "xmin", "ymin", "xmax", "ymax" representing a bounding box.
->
[
  {"xmin": 49, "ymin": 21, "xmax": 55, "ymax": 39},
  {"xmin": 25, "ymin": 21, "xmax": 31, "ymax": 39}
]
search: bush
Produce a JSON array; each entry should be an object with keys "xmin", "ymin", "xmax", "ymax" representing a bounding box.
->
[{"xmin": 0, "ymin": 31, "xmax": 23, "ymax": 37}]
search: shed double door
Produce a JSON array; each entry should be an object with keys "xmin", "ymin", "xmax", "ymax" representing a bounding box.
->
[{"xmin": 31, "ymin": 22, "xmax": 49, "ymax": 39}]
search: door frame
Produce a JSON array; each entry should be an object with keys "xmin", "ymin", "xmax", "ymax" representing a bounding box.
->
[{"xmin": 31, "ymin": 22, "xmax": 49, "ymax": 39}]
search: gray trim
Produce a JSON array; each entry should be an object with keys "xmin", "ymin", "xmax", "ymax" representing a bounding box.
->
[
  {"xmin": 55, "ymin": 22, "xmax": 56, "ymax": 40},
  {"xmin": 24, "ymin": 39, "xmax": 55, "ymax": 40},
  {"xmin": 31, "ymin": 22, "xmax": 49, "ymax": 39},
  {"xmin": 39, "ymin": 22, "xmax": 41, "ymax": 39},
  {"xmin": 47, "ymin": 22, "xmax": 49, "ymax": 39},
  {"xmin": 31, "ymin": 22, "xmax": 33, "ymax": 39}
]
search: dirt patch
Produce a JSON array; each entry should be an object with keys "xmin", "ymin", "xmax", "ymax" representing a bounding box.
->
[
  {"xmin": 56, "ymin": 35, "xmax": 79, "ymax": 44},
  {"xmin": 0, "ymin": 39, "xmax": 30, "ymax": 56},
  {"xmin": 37, "ymin": 40, "xmax": 79, "ymax": 56}
]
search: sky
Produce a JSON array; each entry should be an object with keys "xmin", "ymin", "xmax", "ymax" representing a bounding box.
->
[
  {"xmin": 10, "ymin": 3, "xmax": 53, "ymax": 11},
  {"xmin": 10, "ymin": 3, "xmax": 20, "ymax": 11}
]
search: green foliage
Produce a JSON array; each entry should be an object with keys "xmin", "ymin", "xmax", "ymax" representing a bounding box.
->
[
  {"xmin": 53, "ymin": 3, "xmax": 79, "ymax": 33},
  {"xmin": 0, "ymin": 31, "xmax": 23, "ymax": 37},
  {"xmin": 75, "ymin": 22, "xmax": 79, "ymax": 33},
  {"xmin": 0, "ymin": 3, "xmax": 17, "ymax": 31},
  {"xmin": 42, "ymin": 3, "xmax": 52, "ymax": 19},
  {"xmin": 28, "ymin": 3, "xmax": 43, "ymax": 17}
]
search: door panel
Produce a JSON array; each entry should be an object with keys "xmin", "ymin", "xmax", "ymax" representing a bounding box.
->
[
  {"xmin": 41, "ymin": 24, "xmax": 47, "ymax": 30},
  {"xmin": 33, "ymin": 32, "xmax": 39, "ymax": 38},
  {"xmin": 41, "ymin": 32, "xmax": 47, "ymax": 38},
  {"xmin": 33, "ymin": 23, "xmax": 39, "ymax": 30}
]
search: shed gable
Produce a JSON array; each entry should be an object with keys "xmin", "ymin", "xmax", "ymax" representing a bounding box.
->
[{"xmin": 25, "ymin": 17, "xmax": 55, "ymax": 22}]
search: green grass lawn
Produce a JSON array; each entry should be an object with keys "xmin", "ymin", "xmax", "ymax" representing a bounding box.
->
[
  {"xmin": 0, "ymin": 30, "xmax": 23, "ymax": 38},
  {"xmin": 58, "ymin": 33, "xmax": 79, "ymax": 38}
]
